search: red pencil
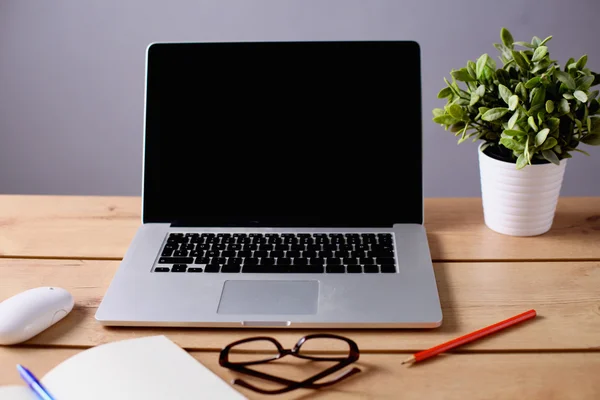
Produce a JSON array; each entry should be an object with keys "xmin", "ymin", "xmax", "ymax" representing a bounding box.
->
[{"xmin": 401, "ymin": 309, "xmax": 537, "ymax": 365}]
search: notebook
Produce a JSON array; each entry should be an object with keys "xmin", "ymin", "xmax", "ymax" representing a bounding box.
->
[{"xmin": 0, "ymin": 335, "xmax": 246, "ymax": 399}]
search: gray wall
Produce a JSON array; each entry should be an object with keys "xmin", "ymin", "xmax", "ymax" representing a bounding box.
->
[{"xmin": 1, "ymin": 0, "xmax": 599, "ymax": 197}]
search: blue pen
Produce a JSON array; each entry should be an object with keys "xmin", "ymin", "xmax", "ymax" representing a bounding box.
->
[{"xmin": 17, "ymin": 364, "xmax": 56, "ymax": 400}]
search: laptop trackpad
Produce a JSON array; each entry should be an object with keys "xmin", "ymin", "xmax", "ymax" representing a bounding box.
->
[{"xmin": 217, "ymin": 280, "xmax": 319, "ymax": 315}]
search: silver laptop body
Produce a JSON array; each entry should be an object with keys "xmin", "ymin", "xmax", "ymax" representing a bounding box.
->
[{"xmin": 96, "ymin": 40, "xmax": 443, "ymax": 328}]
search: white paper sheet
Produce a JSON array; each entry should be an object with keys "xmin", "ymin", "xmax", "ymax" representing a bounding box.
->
[
  {"xmin": 0, "ymin": 386, "xmax": 36, "ymax": 400},
  {"xmin": 37, "ymin": 335, "xmax": 246, "ymax": 400}
]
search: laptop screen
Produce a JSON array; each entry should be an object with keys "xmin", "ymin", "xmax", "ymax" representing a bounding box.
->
[{"xmin": 143, "ymin": 41, "xmax": 423, "ymax": 227}]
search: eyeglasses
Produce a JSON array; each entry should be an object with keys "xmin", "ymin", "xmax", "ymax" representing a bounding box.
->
[{"xmin": 219, "ymin": 333, "xmax": 361, "ymax": 395}]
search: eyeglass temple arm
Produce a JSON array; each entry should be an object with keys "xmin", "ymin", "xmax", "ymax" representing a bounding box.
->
[{"xmin": 233, "ymin": 365, "xmax": 361, "ymax": 394}]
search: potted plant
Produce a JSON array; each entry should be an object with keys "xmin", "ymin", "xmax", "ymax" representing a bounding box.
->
[{"xmin": 433, "ymin": 27, "xmax": 600, "ymax": 236}]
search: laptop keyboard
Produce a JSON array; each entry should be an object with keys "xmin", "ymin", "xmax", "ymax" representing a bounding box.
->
[{"xmin": 153, "ymin": 233, "xmax": 396, "ymax": 273}]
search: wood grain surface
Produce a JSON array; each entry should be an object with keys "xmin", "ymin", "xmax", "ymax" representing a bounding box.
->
[
  {"xmin": 2, "ymin": 195, "xmax": 599, "ymax": 399},
  {"xmin": 1, "ymin": 195, "xmax": 599, "ymax": 261},
  {"xmin": 1, "ymin": 346, "xmax": 599, "ymax": 399},
  {"xmin": 2, "ymin": 258, "xmax": 598, "ymax": 352}
]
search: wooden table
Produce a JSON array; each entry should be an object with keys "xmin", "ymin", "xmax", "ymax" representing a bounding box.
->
[{"xmin": 1, "ymin": 195, "xmax": 599, "ymax": 399}]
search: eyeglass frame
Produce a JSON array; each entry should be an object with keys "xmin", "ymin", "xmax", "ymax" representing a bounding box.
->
[{"xmin": 219, "ymin": 333, "xmax": 361, "ymax": 395}]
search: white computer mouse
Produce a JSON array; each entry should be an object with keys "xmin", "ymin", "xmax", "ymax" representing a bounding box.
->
[{"xmin": 0, "ymin": 287, "xmax": 74, "ymax": 345}]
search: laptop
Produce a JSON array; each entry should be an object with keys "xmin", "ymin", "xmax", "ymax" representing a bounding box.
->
[{"xmin": 95, "ymin": 40, "xmax": 443, "ymax": 328}]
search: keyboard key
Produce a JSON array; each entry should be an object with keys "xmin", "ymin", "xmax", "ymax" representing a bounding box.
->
[
  {"xmin": 172, "ymin": 264, "xmax": 187, "ymax": 272},
  {"xmin": 277, "ymin": 258, "xmax": 292, "ymax": 265},
  {"xmin": 364, "ymin": 265, "xmax": 379, "ymax": 273},
  {"xmin": 326, "ymin": 258, "xmax": 341, "ymax": 265},
  {"xmin": 360, "ymin": 257, "xmax": 374, "ymax": 265},
  {"xmin": 161, "ymin": 249, "xmax": 174, "ymax": 257},
  {"xmin": 195, "ymin": 257, "xmax": 209, "ymax": 264},
  {"xmin": 188, "ymin": 267, "xmax": 204, "ymax": 272},
  {"xmin": 173, "ymin": 250, "xmax": 188, "ymax": 257},
  {"xmin": 343, "ymin": 257, "xmax": 358, "ymax": 265},
  {"xmin": 243, "ymin": 258, "xmax": 259, "ymax": 265},
  {"xmin": 222, "ymin": 265, "xmax": 241, "ymax": 273},
  {"xmin": 261, "ymin": 258, "xmax": 275, "ymax": 266},
  {"xmin": 326, "ymin": 265, "xmax": 345, "ymax": 273},
  {"xmin": 154, "ymin": 267, "xmax": 170, "ymax": 272},
  {"xmin": 294, "ymin": 258, "xmax": 308, "ymax": 265},
  {"xmin": 378, "ymin": 258, "xmax": 395, "ymax": 265},
  {"xmin": 381, "ymin": 265, "xmax": 396, "ymax": 273},
  {"xmin": 205, "ymin": 265, "xmax": 220, "ymax": 272},
  {"xmin": 347, "ymin": 265, "xmax": 362, "ymax": 273},
  {"xmin": 159, "ymin": 257, "xmax": 193, "ymax": 264},
  {"xmin": 309, "ymin": 258, "xmax": 324, "ymax": 265}
]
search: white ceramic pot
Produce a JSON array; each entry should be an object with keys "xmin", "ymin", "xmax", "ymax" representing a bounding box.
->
[{"xmin": 478, "ymin": 143, "xmax": 567, "ymax": 236}]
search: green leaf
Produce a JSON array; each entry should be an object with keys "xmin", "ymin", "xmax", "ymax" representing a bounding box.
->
[
  {"xmin": 516, "ymin": 153, "xmax": 527, "ymax": 169},
  {"xmin": 500, "ymin": 27, "xmax": 514, "ymax": 47},
  {"xmin": 563, "ymin": 93, "xmax": 574, "ymax": 100},
  {"xmin": 577, "ymin": 75, "xmax": 594, "ymax": 91},
  {"xmin": 581, "ymin": 134, "xmax": 600, "ymax": 145},
  {"xmin": 447, "ymin": 104, "xmax": 465, "ymax": 120},
  {"xmin": 535, "ymin": 128, "xmax": 550, "ymax": 146},
  {"xmin": 500, "ymin": 137, "xmax": 525, "ymax": 151},
  {"xmin": 590, "ymin": 99, "xmax": 600, "ymax": 115},
  {"xmin": 432, "ymin": 108, "xmax": 445, "ymax": 117},
  {"xmin": 469, "ymin": 92, "xmax": 480, "ymax": 106},
  {"xmin": 531, "ymin": 36, "xmax": 541, "ymax": 47},
  {"xmin": 573, "ymin": 90, "xmax": 588, "ymax": 103},
  {"xmin": 553, "ymin": 145, "xmax": 562, "ymax": 154},
  {"xmin": 576, "ymin": 55, "xmax": 588, "ymax": 70},
  {"xmin": 531, "ymin": 86, "xmax": 546, "ymax": 108},
  {"xmin": 433, "ymin": 115, "xmax": 459, "ymax": 125},
  {"xmin": 450, "ymin": 121, "xmax": 466, "ymax": 132},
  {"xmin": 573, "ymin": 148, "xmax": 590, "ymax": 156},
  {"xmin": 467, "ymin": 61, "xmax": 477, "ymax": 79},
  {"xmin": 482, "ymin": 107, "xmax": 510, "ymax": 121},
  {"xmin": 437, "ymin": 87, "xmax": 453, "ymax": 99},
  {"xmin": 588, "ymin": 90, "xmax": 599, "ymax": 101},
  {"xmin": 515, "ymin": 82, "xmax": 527, "ymax": 100},
  {"xmin": 476, "ymin": 85, "xmax": 485, "ymax": 97},
  {"xmin": 498, "ymin": 84, "xmax": 512, "ymax": 104},
  {"xmin": 546, "ymin": 100, "xmax": 554, "ymax": 113},
  {"xmin": 451, "ymin": 68, "xmax": 476, "ymax": 82},
  {"xmin": 478, "ymin": 107, "xmax": 490, "ymax": 116},
  {"xmin": 547, "ymin": 117, "xmax": 560, "ymax": 132},
  {"xmin": 476, "ymin": 54, "xmax": 489, "ymax": 79},
  {"xmin": 542, "ymin": 137, "xmax": 558, "ymax": 150},
  {"xmin": 531, "ymin": 60, "xmax": 550, "ymax": 74},
  {"xmin": 575, "ymin": 118, "xmax": 583, "ymax": 132},
  {"xmin": 508, "ymin": 110, "xmax": 520, "ymax": 129},
  {"xmin": 503, "ymin": 129, "xmax": 527, "ymax": 136},
  {"xmin": 542, "ymin": 150, "xmax": 560, "ymax": 165},
  {"xmin": 531, "ymin": 45, "xmax": 548, "ymax": 62},
  {"xmin": 528, "ymin": 116, "xmax": 538, "ymax": 132},
  {"xmin": 511, "ymin": 50, "xmax": 529, "ymax": 71},
  {"xmin": 588, "ymin": 117, "xmax": 600, "ymax": 133},
  {"xmin": 539, "ymin": 35, "xmax": 552, "ymax": 46},
  {"xmin": 559, "ymin": 98, "xmax": 570, "ymax": 114},
  {"xmin": 514, "ymin": 41, "xmax": 535, "ymax": 48},
  {"xmin": 524, "ymin": 77, "xmax": 540, "ymax": 89},
  {"xmin": 508, "ymin": 95, "xmax": 519, "ymax": 111},
  {"xmin": 555, "ymin": 70, "xmax": 576, "ymax": 90}
]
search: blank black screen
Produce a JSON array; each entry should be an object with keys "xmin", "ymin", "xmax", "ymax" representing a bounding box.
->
[{"xmin": 143, "ymin": 41, "xmax": 423, "ymax": 227}]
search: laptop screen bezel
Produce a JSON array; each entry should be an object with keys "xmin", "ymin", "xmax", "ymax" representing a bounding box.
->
[{"xmin": 141, "ymin": 41, "xmax": 424, "ymax": 226}]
